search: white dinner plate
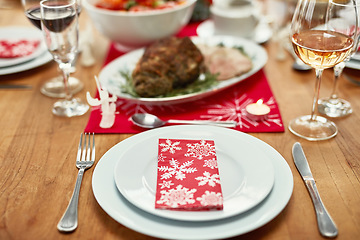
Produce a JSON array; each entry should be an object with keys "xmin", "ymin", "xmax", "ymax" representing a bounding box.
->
[
  {"xmin": 99, "ymin": 36, "xmax": 267, "ymax": 105},
  {"xmin": 92, "ymin": 125, "xmax": 294, "ymax": 240},
  {"xmin": 0, "ymin": 50, "xmax": 52, "ymax": 75},
  {"xmin": 346, "ymin": 52, "xmax": 360, "ymax": 70},
  {"xmin": 345, "ymin": 59, "xmax": 360, "ymax": 70},
  {"xmin": 351, "ymin": 52, "xmax": 360, "ymax": 61},
  {"xmin": 113, "ymin": 128, "xmax": 275, "ymax": 221},
  {"xmin": 196, "ymin": 19, "xmax": 273, "ymax": 44},
  {"xmin": 0, "ymin": 26, "xmax": 47, "ymax": 68}
]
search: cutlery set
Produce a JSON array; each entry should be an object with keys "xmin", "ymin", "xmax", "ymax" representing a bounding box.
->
[
  {"xmin": 2, "ymin": 1, "xmax": 354, "ymax": 239},
  {"xmin": 57, "ymin": 130, "xmax": 337, "ymax": 239},
  {"xmin": 91, "ymin": 125, "xmax": 294, "ymax": 239}
]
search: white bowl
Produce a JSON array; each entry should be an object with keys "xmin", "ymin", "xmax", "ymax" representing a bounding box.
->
[
  {"xmin": 83, "ymin": 0, "xmax": 197, "ymax": 51},
  {"xmin": 210, "ymin": 1, "xmax": 260, "ymax": 39}
]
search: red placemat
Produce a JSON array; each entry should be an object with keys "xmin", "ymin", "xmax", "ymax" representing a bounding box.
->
[{"xmin": 84, "ymin": 22, "xmax": 284, "ymax": 134}]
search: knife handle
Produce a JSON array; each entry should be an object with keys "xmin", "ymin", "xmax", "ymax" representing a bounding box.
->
[{"xmin": 305, "ymin": 179, "xmax": 338, "ymax": 238}]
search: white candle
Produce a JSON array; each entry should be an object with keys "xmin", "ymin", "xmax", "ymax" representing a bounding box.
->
[{"xmin": 245, "ymin": 99, "xmax": 270, "ymax": 121}]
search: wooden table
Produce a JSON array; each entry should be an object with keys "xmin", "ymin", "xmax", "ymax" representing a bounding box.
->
[{"xmin": 1, "ymin": 3, "xmax": 360, "ymax": 240}]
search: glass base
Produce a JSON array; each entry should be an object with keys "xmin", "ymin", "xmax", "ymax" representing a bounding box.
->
[
  {"xmin": 288, "ymin": 115, "xmax": 338, "ymax": 141},
  {"xmin": 318, "ymin": 98, "xmax": 352, "ymax": 118},
  {"xmin": 40, "ymin": 76, "xmax": 83, "ymax": 98},
  {"xmin": 52, "ymin": 98, "xmax": 89, "ymax": 117}
]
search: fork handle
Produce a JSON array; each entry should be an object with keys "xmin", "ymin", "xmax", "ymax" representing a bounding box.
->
[{"xmin": 57, "ymin": 168, "xmax": 85, "ymax": 232}]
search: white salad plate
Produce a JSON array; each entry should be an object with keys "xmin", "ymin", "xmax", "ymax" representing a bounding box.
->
[
  {"xmin": 0, "ymin": 26, "xmax": 47, "ymax": 68},
  {"xmin": 196, "ymin": 19, "xmax": 273, "ymax": 44},
  {"xmin": 92, "ymin": 125, "xmax": 294, "ymax": 240},
  {"xmin": 113, "ymin": 127, "xmax": 275, "ymax": 221},
  {"xmin": 99, "ymin": 35, "xmax": 267, "ymax": 105}
]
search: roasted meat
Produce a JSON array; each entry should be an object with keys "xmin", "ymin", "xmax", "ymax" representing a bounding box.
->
[
  {"xmin": 132, "ymin": 36, "xmax": 204, "ymax": 97},
  {"xmin": 197, "ymin": 44, "xmax": 252, "ymax": 80}
]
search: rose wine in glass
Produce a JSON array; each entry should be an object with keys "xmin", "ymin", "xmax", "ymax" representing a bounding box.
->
[
  {"xmin": 40, "ymin": 0, "xmax": 88, "ymax": 117},
  {"xmin": 318, "ymin": 0, "xmax": 360, "ymax": 117},
  {"xmin": 292, "ymin": 30, "xmax": 353, "ymax": 69},
  {"xmin": 289, "ymin": 0, "xmax": 358, "ymax": 141},
  {"xmin": 22, "ymin": 0, "xmax": 83, "ymax": 98}
]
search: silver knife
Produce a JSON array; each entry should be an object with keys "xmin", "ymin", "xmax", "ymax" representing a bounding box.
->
[
  {"xmin": 292, "ymin": 142, "xmax": 338, "ymax": 238},
  {"xmin": 0, "ymin": 84, "xmax": 32, "ymax": 89}
]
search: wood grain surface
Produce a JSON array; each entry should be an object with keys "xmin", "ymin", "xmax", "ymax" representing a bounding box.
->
[{"xmin": 0, "ymin": 2, "xmax": 359, "ymax": 240}]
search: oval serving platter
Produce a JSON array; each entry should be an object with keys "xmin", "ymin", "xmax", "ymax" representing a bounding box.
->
[{"xmin": 99, "ymin": 35, "xmax": 268, "ymax": 105}]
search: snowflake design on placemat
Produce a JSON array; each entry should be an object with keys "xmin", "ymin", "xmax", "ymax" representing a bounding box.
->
[
  {"xmin": 196, "ymin": 171, "xmax": 221, "ymax": 187},
  {"xmin": 118, "ymin": 99, "xmax": 186, "ymax": 118},
  {"xmin": 203, "ymin": 158, "xmax": 218, "ymax": 169},
  {"xmin": 158, "ymin": 180, "xmax": 174, "ymax": 189},
  {"xmin": 157, "ymin": 185, "xmax": 197, "ymax": 207},
  {"xmin": 158, "ymin": 158, "xmax": 197, "ymax": 180},
  {"xmin": 159, "ymin": 139, "xmax": 182, "ymax": 154},
  {"xmin": 200, "ymin": 93, "xmax": 283, "ymax": 129},
  {"xmin": 185, "ymin": 140, "xmax": 216, "ymax": 160},
  {"xmin": 196, "ymin": 191, "xmax": 223, "ymax": 206},
  {"xmin": 158, "ymin": 153, "xmax": 166, "ymax": 162}
]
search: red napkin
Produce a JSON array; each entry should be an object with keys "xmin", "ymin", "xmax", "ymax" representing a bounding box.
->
[
  {"xmin": 155, "ymin": 138, "xmax": 223, "ymax": 211},
  {"xmin": 0, "ymin": 39, "xmax": 40, "ymax": 58},
  {"xmin": 84, "ymin": 22, "xmax": 285, "ymax": 133}
]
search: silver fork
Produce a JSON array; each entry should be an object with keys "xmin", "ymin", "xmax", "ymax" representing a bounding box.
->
[{"xmin": 57, "ymin": 133, "xmax": 95, "ymax": 232}]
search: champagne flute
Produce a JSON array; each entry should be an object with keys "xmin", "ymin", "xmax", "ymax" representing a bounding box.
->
[
  {"xmin": 22, "ymin": 0, "xmax": 83, "ymax": 98},
  {"xmin": 318, "ymin": 0, "xmax": 360, "ymax": 118},
  {"xmin": 40, "ymin": 0, "xmax": 88, "ymax": 117},
  {"xmin": 289, "ymin": 0, "xmax": 358, "ymax": 141}
]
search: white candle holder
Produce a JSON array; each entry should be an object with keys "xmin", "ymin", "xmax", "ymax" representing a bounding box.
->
[{"xmin": 245, "ymin": 99, "xmax": 270, "ymax": 121}]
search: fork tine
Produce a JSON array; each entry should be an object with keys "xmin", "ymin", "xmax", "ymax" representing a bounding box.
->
[
  {"xmin": 81, "ymin": 133, "xmax": 87, "ymax": 162},
  {"xmin": 86, "ymin": 133, "xmax": 91, "ymax": 162},
  {"xmin": 91, "ymin": 133, "xmax": 95, "ymax": 162},
  {"xmin": 77, "ymin": 133, "xmax": 83, "ymax": 162}
]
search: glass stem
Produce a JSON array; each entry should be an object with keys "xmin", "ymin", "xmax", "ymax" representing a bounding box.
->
[
  {"xmin": 311, "ymin": 69, "xmax": 323, "ymax": 121},
  {"xmin": 330, "ymin": 62, "xmax": 345, "ymax": 100},
  {"xmin": 59, "ymin": 62, "xmax": 73, "ymax": 101}
]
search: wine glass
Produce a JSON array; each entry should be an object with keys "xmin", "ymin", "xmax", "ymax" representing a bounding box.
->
[
  {"xmin": 263, "ymin": 0, "xmax": 291, "ymax": 60},
  {"xmin": 22, "ymin": 0, "xmax": 83, "ymax": 98},
  {"xmin": 318, "ymin": 0, "xmax": 360, "ymax": 118},
  {"xmin": 40, "ymin": 0, "xmax": 89, "ymax": 117},
  {"xmin": 289, "ymin": 0, "xmax": 358, "ymax": 141}
]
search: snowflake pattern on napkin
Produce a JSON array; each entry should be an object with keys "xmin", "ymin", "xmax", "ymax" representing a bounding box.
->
[
  {"xmin": 0, "ymin": 40, "xmax": 40, "ymax": 58},
  {"xmin": 155, "ymin": 139, "xmax": 223, "ymax": 211}
]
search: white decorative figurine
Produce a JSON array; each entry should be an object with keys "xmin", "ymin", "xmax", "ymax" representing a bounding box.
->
[{"xmin": 87, "ymin": 76, "xmax": 117, "ymax": 128}]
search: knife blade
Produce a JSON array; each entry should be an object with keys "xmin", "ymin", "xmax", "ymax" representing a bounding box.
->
[
  {"xmin": 292, "ymin": 142, "xmax": 338, "ymax": 238},
  {"xmin": 0, "ymin": 84, "xmax": 32, "ymax": 89}
]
